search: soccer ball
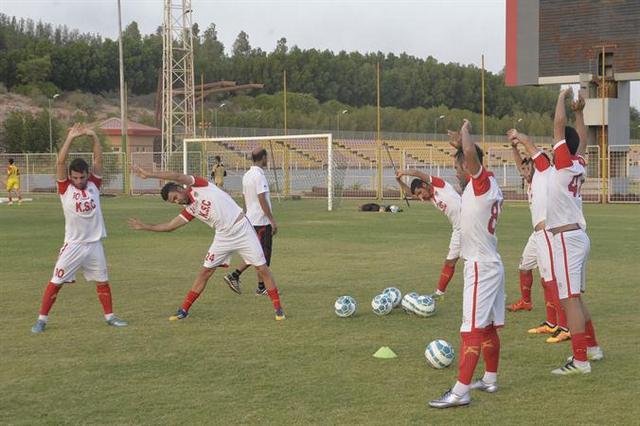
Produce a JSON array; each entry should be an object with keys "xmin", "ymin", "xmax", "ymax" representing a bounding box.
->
[
  {"xmin": 382, "ymin": 287, "xmax": 402, "ymax": 308},
  {"xmin": 335, "ymin": 296, "xmax": 357, "ymax": 318},
  {"xmin": 425, "ymin": 339, "xmax": 455, "ymax": 369},
  {"xmin": 389, "ymin": 205, "xmax": 401, "ymax": 213},
  {"xmin": 371, "ymin": 294, "xmax": 393, "ymax": 316},
  {"xmin": 412, "ymin": 295, "xmax": 436, "ymax": 317},
  {"xmin": 401, "ymin": 292, "xmax": 419, "ymax": 314}
]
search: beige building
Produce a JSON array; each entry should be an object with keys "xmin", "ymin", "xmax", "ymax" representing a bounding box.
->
[{"xmin": 97, "ymin": 118, "xmax": 160, "ymax": 153}]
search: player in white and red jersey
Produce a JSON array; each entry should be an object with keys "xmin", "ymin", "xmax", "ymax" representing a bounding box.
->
[
  {"xmin": 128, "ymin": 165, "xmax": 285, "ymax": 321},
  {"xmin": 395, "ymin": 169, "xmax": 461, "ymax": 299},
  {"xmin": 429, "ymin": 120, "xmax": 504, "ymax": 409},
  {"xmin": 506, "ymin": 132, "xmax": 570, "ymax": 343},
  {"xmin": 31, "ymin": 124, "xmax": 128, "ymax": 333},
  {"xmin": 546, "ymin": 88, "xmax": 601, "ymax": 374}
]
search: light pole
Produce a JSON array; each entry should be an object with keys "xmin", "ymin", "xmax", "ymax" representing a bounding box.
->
[
  {"xmin": 48, "ymin": 93, "xmax": 60, "ymax": 153},
  {"xmin": 337, "ymin": 109, "xmax": 348, "ymax": 139},
  {"xmin": 433, "ymin": 114, "xmax": 445, "ymax": 140},
  {"xmin": 214, "ymin": 102, "xmax": 226, "ymax": 137}
]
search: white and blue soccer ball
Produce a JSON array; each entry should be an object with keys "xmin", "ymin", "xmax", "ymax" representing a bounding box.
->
[
  {"xmin": 371, "ymin": 294, "xmax": 393, "ymax": 316},
  {"xmin": 412, "ymin": 295, "xmax": 436, "ymax": 317},
  {"xmin": 335, "ymin": 295, "xmax": 357, "ymax": 318},
  {"xmin": 425, "ymin": 339, "xmax": 455, "ymax": 369},
  {"xmin": 382, "ymin": 287, "xmax": 402, "ymax": 308},
  {"xmin": 401, "ymin": 292, "xmax": 419, "ymax": 314}
]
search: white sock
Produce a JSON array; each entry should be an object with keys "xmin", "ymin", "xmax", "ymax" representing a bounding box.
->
[
  {"xmin": 452, "ymin": 381, "xmax": 470, "ymax": 396},
  {"xmin": 38, "ymin": 314, "xmax": 48, "ymax": 322},
  {"xmin": 105, "ymin": 313, "xmax": 115, "ymax": 321},
  {"xmin": 482, "ymin": 372, "xmax": 497, "ymax": 384}
]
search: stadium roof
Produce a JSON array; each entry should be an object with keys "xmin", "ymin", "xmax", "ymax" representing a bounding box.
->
[{"xmin": 96, "ymin": 118, "xmax": 161, "ymax": 137}]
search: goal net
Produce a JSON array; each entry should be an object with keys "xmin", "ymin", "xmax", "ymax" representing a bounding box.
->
[{"xmin": 183, "ymin": 134, "xmax": 376, "ymax": 210}]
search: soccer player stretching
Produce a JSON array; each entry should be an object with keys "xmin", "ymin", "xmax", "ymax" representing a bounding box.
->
[
  {"xmin": 31, "ymin": 124, "xmax": 128, "ymax": 333},
  {"xmin": 128, "ymin": 165, "xmax": 285, "ymax": 321},
  {"xmin": 429, "ymin": 120, "xmax": 504, "ymax": 408},
  {"xmin": 395, "ymin": 168, "xmax": 461, "ymax": 300},
  {"xmin": 517, "ymin": 88, "xmax": 602, "ymax": 374},
  {"xmin": 506, "ymin": 133, "xmax": 569, "ymax": 343}
]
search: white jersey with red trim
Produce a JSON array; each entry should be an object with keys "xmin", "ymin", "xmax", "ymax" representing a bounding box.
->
[
  {"xmin": 460, "ymin": 166, "xmax": 504, "ymax": 262},
  {"xmin": 546, "ymin": 140, "xmax": 587, "ymax": 230},
  {"xmin": 528, "ymin": 151, "xmax": 551, "ymax": 229},
  {"xmin": 179, "ymin": 176, "xmax": 243, "ymax": 234},
  {"xmin": 429, "ymin": 176, "xmax": 461, "ymax": 229},
  {"xmin": 58, "ymin": 174, "xmax": 106, "ymax": 243}
]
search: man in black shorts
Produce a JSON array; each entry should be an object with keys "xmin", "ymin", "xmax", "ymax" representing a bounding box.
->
[{"xmin": 224, "ymin": 148, "xmax": 277, "ymax": 295}]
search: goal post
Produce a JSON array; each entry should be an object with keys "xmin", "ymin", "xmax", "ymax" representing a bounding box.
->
[{"xmin": 184, "ymin": 133, "xmax": 351, "ymax": 211}]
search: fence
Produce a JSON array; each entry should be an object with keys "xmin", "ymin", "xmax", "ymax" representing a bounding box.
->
[{"xmin": 1, "ymin": 143, "xmax": 639, "ymax": 204}]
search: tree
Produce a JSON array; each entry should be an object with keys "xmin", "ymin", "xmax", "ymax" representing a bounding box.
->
[
  {"xmin": 232, "ymin": 31, "xmax": 251, "ymax": 57},
  {"xmin": 16, "ymin": 55, "xmax": 51, "ymax": 84}
]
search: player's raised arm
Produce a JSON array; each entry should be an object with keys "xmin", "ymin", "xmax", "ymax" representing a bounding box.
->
[
  {"xmin": 460, "ymin": 119, "xmax": 481, "ymax": 176},
  {"xmin": 86, "ymin": 128, "xmax": 103, "ymax": 176},
  {"xmin": 508, "ymin": 136, "xmax": 528, "ymax": 177},
  {"xmin": 571, "ymin": 94, "xmax": 587, "ymax": 156},
  {"xmin": 553, "ymin": 87, "xmax": 572, "ymax": 143},
  {"xmin": 394, "ymin": 170, "xmax": 415, "ymax": 198},
  {"xmin": 132, "ymin": 164, "xmax": 194, "ymax": 186},
  {"xmin": 56, "ymin": 124, "xmax": 84, "ymax": 181},
  {"xmin": 447, "ymin": 130, "xmax": 462, "ymax": 150},
  {"xmin": 128, "ymin": 216, "xmax": 188, "ymax": 233}
]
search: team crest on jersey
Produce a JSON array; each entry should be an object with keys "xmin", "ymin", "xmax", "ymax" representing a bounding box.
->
[{"xmin": 436, "ymin": 200, "xmax": 447, "ymax": 212}]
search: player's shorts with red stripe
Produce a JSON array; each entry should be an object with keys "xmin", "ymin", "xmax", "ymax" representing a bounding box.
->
[
  {"xmin": 446, "ymin": 227, "xmax": 461, "ymax": 260},
  {"xmin": 460, "ymin": 260, "xmax": 505, "ymax": 333},
  {"xmin": 253, "ymin": 224, "xmax": 273, "ymax": 266},
  {"xmin": 519, "ymin": 229, "xmax": 555, "ymax": 282},
  {"xmin": 203, "ymin": 218, "xmax": 266, "ymax": 269},
  {"xmin": 50, "ymin": 241, "xmax": 108, "ymax": 284},
  {"xmin": 552, "ymin": 229, "xmax": 590, "ymax": 299}
]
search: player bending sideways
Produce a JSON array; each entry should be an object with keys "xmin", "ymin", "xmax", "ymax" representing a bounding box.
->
[
  {"xmin": 506, "ymin": 133, "xmax": 570, "ymax": 344},
  {"xmin": 429, "ymin": 119, "xmax": 504, "ymax": 408},
  {"xmin": 395, "ymin": 168, "xmax": 461, "ymax": 300},
  {"xmin": 519, "ymin": 88, "xmax": 602, "ymax": 375},
  {"xmin": 128, "ymin": 165, "xmax": 285, "ymax": 321},
  {"xmin": 31, "ymin": 124, "xmax": 128, "ymax": 333}
]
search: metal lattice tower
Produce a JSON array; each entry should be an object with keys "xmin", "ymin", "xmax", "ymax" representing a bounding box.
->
[{"xmin": 162, "ymin": 0, "xmax": 196, "ymax": 158}]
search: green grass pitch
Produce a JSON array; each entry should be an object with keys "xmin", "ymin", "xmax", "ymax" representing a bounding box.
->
[{"xmin": 1, "ymin": 196, "xmax": 639, "ymax": 424}]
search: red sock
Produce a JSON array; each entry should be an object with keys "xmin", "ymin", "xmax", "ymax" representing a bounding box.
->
[
  {"xmin": 181, "ymin": 290, "xmax": 201, "ymax": 312},
  {"xmin": 548, "ymin": 280, "xmax": 568, "ymax": 329},
  {"xmin": 571, "ymin": 332, "xmax": 588, "ymax": 362},
  {"xmin": 542, "ymin": 280, "xmax": 557, "ymax": 326},
  {"xmin": 267, "ymin": 288, "xmax": 282, "ymax": 310},
  {"xmin": 458, "ymin": 331, "xmax": 482, "ymax": 385},
  {"xmin": 584, "ymin": 320, "xmax": 598, "ymax": 347},
  {"xmin": 437, "ymin": 263, "xmax": 456, "ymax": 293},
  {"xmin": 96, "ymin": 283, "xmax": 113, "ymax": 315},
  {"xmin": 519, "ymin": 270, "xmax": 533, "ymax": 303},
  {"xmin": 39, "ymin": 282, "xmax": 62, "ymax": 316},
  {"xmin": 481, "ymin": 326, "xmax": 500, "ymax": 373}
]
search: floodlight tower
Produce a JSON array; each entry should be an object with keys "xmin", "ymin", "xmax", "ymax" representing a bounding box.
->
[{"xmin": 162, "ymin": 0, "xmax": 196, "ymax": 159}]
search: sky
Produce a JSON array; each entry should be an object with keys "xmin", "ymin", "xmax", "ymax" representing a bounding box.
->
[{"xmin": 2, "ymin": 0, "xmax": 639, "ymax": 109}]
